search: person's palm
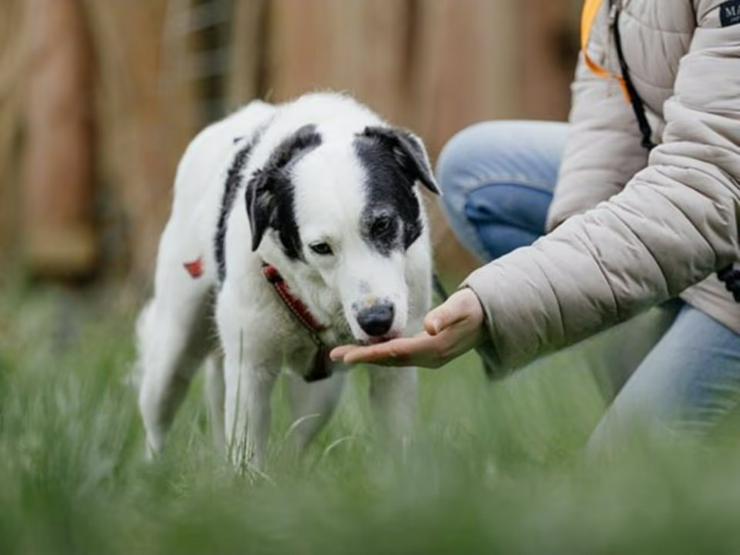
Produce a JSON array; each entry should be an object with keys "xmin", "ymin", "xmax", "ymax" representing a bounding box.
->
[{"xmin": 331, "ymin": 288, "xmax": 486, "ymax": 368}]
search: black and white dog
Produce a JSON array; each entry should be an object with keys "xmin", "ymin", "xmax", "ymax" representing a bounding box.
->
[{"xmin": 136, "ymin": 92, "xmax": 438, "ymax": 468}]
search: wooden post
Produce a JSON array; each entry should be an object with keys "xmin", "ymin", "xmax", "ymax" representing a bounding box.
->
[
  {"xmin": 265, "ymin": 0, "xmax": 410, "ymax": 122},
  {"xmin": 83, "ymin": 0, "xmax": 200, "ymax": 281},
  {"xmin": 0, "ymin": 0, "xmax": 28, "ymax": 263},
  {"xmin": 409, "ymin": 0, "xmax": 523, "ymax": 282},
  {"xmin": 226, "ymin": 0, "xmax": 268, "ymax": 109},
  {"xmin": 520, "ymin": 0, "xmax": 581, "ymax": 121},
  {"xmin": 23, "ymin": 0, "xmax": 97, "ymax": 278},
  {"xmin": 409, "ymin": 0, "xmax": 521, "ymax": 157}
]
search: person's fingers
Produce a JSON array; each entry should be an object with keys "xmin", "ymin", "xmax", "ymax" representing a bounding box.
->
[
  {"xmin": 341, "ymin": 337, "xmax": 416, "ymax": 365},
  {"xmin": 330, "ymin": 342, "xmax": 402, "ymax": 364},
  {"xmin": 423, "ymin": 291, "xmax": 469, "ymax": 335},
  {"xmin": 330, "ymin": 334, "xmax": 430, "ymax": 362},
  {"xmin": 342, "ymin": 334, "xmax": 439, "ymax": 365},
  {"xmin": 329, "ymin": 345, "xmax": 354, "ymax": 361}
]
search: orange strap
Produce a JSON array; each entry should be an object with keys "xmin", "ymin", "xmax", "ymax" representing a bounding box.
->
[{"xmin": 581, "ymin": 0, "xmax": 630, "ymax": 99}]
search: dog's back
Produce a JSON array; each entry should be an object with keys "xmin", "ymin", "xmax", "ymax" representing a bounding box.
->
[{"xmin": 170, "ymin": 100, "xmax": 277, "ymax": 238}]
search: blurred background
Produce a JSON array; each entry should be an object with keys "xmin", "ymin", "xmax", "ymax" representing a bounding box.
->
[{"xmin": 0, "ymin": 0, "xmax": 582, "ymax": 291}]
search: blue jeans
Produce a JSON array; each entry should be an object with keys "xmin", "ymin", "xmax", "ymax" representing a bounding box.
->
[{"xmin": 437, "ymin": 121, "xmax": 740, "ymax": 445}]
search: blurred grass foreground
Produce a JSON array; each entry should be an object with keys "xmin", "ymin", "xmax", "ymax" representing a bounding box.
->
[{"xmin": 3, "ymin": 285, "xmax": 740, "ymax": 555}]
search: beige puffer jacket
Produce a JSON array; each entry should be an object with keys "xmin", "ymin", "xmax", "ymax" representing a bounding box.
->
[{"xmin": 465, "ymin": 0, "xmax": 740, "ymax": 371}]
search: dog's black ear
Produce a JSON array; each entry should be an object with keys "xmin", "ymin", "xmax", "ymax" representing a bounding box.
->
[
  {"xmin": 245, "ymin": 169, "xmax": 274, "ymax": 251},
  {"xmin": 245, "ymin": 124, "xmax": 322, "ymax": 251},
  {"xmin": 361, "ymin": 126, "xmax": 440, "ymax": 195}
]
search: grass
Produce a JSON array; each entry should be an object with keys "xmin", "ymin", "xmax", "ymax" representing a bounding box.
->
[{"xmin": 2, "ymin": 282, "xmax": 740, "ymax": 554}]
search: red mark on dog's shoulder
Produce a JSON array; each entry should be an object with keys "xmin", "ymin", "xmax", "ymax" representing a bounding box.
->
[{"xmin": 183, "ymin": 257, "xmax": 204, "ymax": 279}]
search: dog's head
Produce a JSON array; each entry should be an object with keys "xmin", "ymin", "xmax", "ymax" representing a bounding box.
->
[{"xmin": 246, "ymin": 124, "xmax": 439, "ymax": 343}]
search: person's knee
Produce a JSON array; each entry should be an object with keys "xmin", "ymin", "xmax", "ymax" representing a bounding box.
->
[
  {"xmin": 435, "ymin": 120, "xmax": 563, "ymax": 261},
  {"xmin": 444, "ymin": 184, "xmax": 549, "ymax": 260}
]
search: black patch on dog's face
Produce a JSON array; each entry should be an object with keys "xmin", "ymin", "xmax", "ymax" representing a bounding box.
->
[
  {"xmin": 245, "ymin": 124, "xmax": 322, "ymax": 260},
  {"xmin": 354, "ymin": 127, "xmax": 439, "ymax": 256}
]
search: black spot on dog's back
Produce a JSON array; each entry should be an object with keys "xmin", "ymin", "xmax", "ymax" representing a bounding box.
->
[{"xmin": 215, "ymin": 141, "xmax": 257, "ymax": 283}]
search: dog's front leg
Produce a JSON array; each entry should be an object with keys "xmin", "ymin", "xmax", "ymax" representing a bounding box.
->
[
  {"xmin": 223, "ymin": 350, "xmax": 278, "ymax": 471},
  {"xmin": 218, "ymin": 285, "xmax": 280, "ymax": 471},
  {"xmin": 368, "ymin": 365, "xmax": 418, "ymax": 445}
]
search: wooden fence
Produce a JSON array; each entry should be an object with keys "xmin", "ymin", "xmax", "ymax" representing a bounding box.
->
[{"xmin": 0, "ymin": 0, "xmax": 581, "ymax": 286}]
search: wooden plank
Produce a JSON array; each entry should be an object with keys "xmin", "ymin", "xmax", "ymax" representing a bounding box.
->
[
  {"xmin": 83, "ymin": 0, "xmax": 200, "ymax": 280},
  {"xmin": 226, "ymin": 0, "xmax": 268, "ymax": 109},
  {"xmin": 520, "ymin": 0, "xmax": 581, "ymax": 121},
  {"xmin": 23, "ymin": 0, "xmax": 97, "ymax": 278},
  {"xmin": 265, "ymin": 0, "xmax": 409, "ymax": 121},
  {"xmin": 0, "ymin": 0, "xmax": 28, "ymax": 262},
  {"xmin": 409, "ymin": 0, "xmax": 520, "ymax": 158},
  {"xmin": 409, "ymin": 0, "xmax": 522, "ymax": 280}
]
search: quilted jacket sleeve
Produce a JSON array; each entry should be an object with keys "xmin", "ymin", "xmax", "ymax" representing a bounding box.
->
[
  {"xmin": 465, "ymin": 5, "xmax": 740, "ymax": 372},
  {"xmin": 547, "ymin": 53, "xmax": 649, "ymax": 230}
]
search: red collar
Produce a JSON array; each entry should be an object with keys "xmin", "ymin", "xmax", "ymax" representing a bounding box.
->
[
  {"xmin": 261, "ymin": 263, "xmax": 331, "ymax": 382},
  {"xmin": 261, "ymin": 264, "xmax": 326, "ymax": 334}
]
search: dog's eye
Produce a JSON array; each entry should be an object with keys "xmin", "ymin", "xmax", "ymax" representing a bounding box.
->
[
  {"xmin": 309, "ymin": 242, "xmax": 333, "ymax": 256},
  {"xmin": 371, "ymin": 216, "xmax": 394, "ymax": 236}
]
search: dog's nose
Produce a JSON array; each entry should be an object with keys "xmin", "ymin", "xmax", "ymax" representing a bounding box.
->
[{"xmin": 357, "ymin": 304, "xmax": 395, "ymax": 337}]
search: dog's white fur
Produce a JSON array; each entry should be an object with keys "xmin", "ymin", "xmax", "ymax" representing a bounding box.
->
[{"xmin": 136, "ymin": 93, "xmax": 434, "ymax": 468}]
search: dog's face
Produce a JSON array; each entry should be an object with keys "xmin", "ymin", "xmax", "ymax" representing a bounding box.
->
[{"xmin": 246, "ymin": 125, "xmax": 439, "ymax": 343}]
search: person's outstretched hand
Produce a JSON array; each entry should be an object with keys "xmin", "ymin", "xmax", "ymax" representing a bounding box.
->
[{"xmin": 330, "ymin": 288, "xmax": 486, "ymax": 368}]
